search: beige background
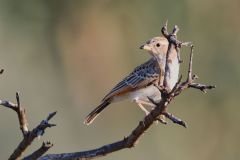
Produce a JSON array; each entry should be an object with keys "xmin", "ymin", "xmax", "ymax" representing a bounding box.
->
[{"xmin": 0, "ymin": 0, "xmax": 239, "ymax": 159}]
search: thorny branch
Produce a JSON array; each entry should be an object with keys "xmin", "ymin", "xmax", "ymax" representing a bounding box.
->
[{"xmin": 0, "ymin": 22, "xmax": 215, "ymax": 160}]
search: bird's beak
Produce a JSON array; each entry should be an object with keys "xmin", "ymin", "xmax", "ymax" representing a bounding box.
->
[{"xmin": 139, "ymin": 44, "xmax": 151, "ymax": 52}]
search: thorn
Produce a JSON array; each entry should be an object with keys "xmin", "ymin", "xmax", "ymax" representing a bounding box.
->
[
  {"xmin": 192, "ymin": 75, "xmax": 198, "ymax": 80},
  {"xmin": 176, "ymin": 120, "xmax": 187, "ymax": 128},
  {"xmin": 181, "ymin": 42, "xmax": 192, "ymax": 47},
  {"xmin": 209, "ymin": 85, "xmax": 216, "ymax": 89},
  {"xmin": 202, "ymin": 89, "xmax": 207, "ymax": 93},
  {"xmin": 172, "ymin": 25, "xmax": 179, "ymax": 35},
  {"xmin": 47, "ymin": 111, "xmax": 57, "ymax": 121},
  {"xmin": 43, "ymin": 141, "xmax": 53, "ymax": 147},
  {"xmin": 0, "ymin": 69, "xmax": 4, "ymax": 74},
  {"xmin": 48, "ymin": 123, "xmax": 57, "ymax": 127},
  {"xmin": 164, "ymin": 19, "xmax": 168, "ymax": 28},
  {"xmin": 16, "ymin": 92, "xmax": 20, "ymax": 107}
]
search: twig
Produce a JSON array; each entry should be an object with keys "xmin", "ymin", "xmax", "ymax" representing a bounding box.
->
[
  {"xmin": 1, "ymin": 22, "xmax": 215, "ymax": 160},
  {"xmin": 39, "ymin": 99, "xmax": 169, "ymax": 160},
  {"xmin": 16, "ymin": 92, "xmax": 29, "ymax": 136},
  {"xmin": 23, "ymin": 141, "xmax": 53, "ymax": 160},
  {"xmin": 187, "ymin": 45, "xmax": 194, "ymax": 81},
  {"xmin": 161, "ymin": 21, "xmax": 189, "ymax": 90},
  {"xmin": 189, "ymin": 83, "xmax": 216, "ymax": 93},
  {"xmin": 38, "ymin": 22, "xmax": 215, "ymax": 160},
  {"xmin": 9, "ymin": 111, "xmax": 56, "ymax": 160},
  {"xmin": 1, "ymin": 95, "xmax": 56, "ymax": 160},
  {"xmin": 163, "ymin": 112, "xmax": 187, "ymax": 128},
  {"xmin": 0, "ymin": 92, "xmax": 29, "ymax": 136},
  {"xmin": 172, "ymin": 45, "xmax": 216, "ymax": 97}
]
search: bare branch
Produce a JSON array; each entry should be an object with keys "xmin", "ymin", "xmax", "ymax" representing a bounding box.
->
[
  {"xmin": 1, "ymin": 22, "xmax": 215, "ymax": 160},
  {"xmin": 172, "ymin": 25, "xmax": 179, "ymax": 36},
  {"xmin": 172, "ymin": 45, "xmax": 215, "ymax": 97},
  {"xmin": 16, "ymin": 92, "xmax": 29, "ymax": 136},
  {"xmin": 0, "ymin": 71, "xmax": 57, "ymax": 159},
  {"xmin": 0, "ymin": 99, "xmax": 18, "ymax": 110},
  {"xmin": 161, "ymin": 20, "xmax": 169, "ymax": 37},
  {"xmin": 187, "ymin": 45, "xmax": 194, "ymax": 82},
  {"xmin": 40, "ymin": 98, "xmax": 169, "ymax": 160},
  {"xmin": 39, "ymin": 22, "xmax": 212, "ymax": 160},
  {"xmin": 8, "ymin": 111, "xmax": 56, "ymax": 160},
  {"xmin": 163, "ymin": 112, "xmax": 187, "ymax": 128},
  {"xmin": 189, "ymin": 83, "xmax": 216, "ymax": 93},
  {"xmin": 161, "ymin": 22, "xmax": 190, "ymax": 90},
  {"xmin": 23, "ymin": 141, "xmax": 53, "ymax": 160},
  {"xmin": 0, "ymin": 93, "xmax": 29, "ymax": 136}
]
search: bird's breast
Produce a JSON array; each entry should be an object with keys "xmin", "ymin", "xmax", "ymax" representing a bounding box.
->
[
  {"xmin": 112, "ymin": 85, "xmax": 161, "ymax": 103},
  {"xmin": 165, "ymin": 58, "xmax": 180, "ymax": 90}
]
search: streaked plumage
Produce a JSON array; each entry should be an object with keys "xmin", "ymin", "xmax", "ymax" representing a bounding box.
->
[
  {"xmin": 102, "ymin": 58, "xmax": 160, "ymax": 101},
  {"xmin": 84, "ymin": 36, "xmax": 179, "ymax": 125}
]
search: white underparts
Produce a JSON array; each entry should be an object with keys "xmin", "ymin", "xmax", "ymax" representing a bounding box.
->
[{"xmin": 165, "ymin": 58, "xmax": 179, "ymax": 90}]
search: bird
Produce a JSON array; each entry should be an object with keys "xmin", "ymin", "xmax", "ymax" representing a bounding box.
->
[{"xmin": 84, "ymin": 36, "xmax": 180, "ymax": 125}]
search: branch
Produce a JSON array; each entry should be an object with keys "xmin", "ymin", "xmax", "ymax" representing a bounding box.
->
[
  {"xmin": 163, "ymin": 112, "xmax": 187, "ymax": 128},
  {"xmin": 0, "ymin": 92, "xmax": 29, "ymax": 136},
  {"xmin": 171, "ymin": 45, "xmax": 216, "ymax": 97},
  {"xmin": 1, "ymin": 22, "xmax": 215, "ymax": 160},
  {"xmin": 161, "ymin": 22, "xmax": 191, "ymax": 89},
  {"xmin": 189, "ymin": 83, "xmax": 216, "ymax": 93},
  {"xmin": 39, "ymin": 99, "xmax": 168, "ymax": 160},
  {"xmin": 9, "ymin": 111, "xmax": 56, "ymax": 160},
  {"xmin": 38, "ymin": 22, "xmax": 215, "ymax": 160},
  {"xmin": 23, "ymin": 141, "xmax": 53, "ymax": 160},
  {"xmin": 0, "ymin": 94, "xmax": 57, "ymax": 160}
]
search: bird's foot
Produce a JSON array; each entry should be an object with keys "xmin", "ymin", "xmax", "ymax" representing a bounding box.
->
[{"xmin": 155, "ymin": 114, "xmax": 167, "ymax": 125}]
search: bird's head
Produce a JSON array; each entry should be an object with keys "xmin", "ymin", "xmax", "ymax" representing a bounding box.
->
[{"xmin": 140, "ymin": 36, "xmax": 169, "ymax": 58}]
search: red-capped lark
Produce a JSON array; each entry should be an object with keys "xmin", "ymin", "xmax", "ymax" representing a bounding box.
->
[{"xmin": 84, "ymin": 36, "xmax": 180, "ymax": 125}]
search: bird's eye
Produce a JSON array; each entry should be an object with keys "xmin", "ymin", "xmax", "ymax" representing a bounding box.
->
[{"xmin": 156, "ymin": 43, "xmax": 160, "ymax": 47}]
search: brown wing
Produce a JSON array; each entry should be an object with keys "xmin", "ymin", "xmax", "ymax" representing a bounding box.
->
[{"xmin": 102, "ymin": 58, "xmax": 160, "ymax": 101}]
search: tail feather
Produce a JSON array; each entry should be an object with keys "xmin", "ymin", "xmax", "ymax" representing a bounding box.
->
[{"xmin": 84, "ymin": 101, "xmax": 110, "ymax": 125}]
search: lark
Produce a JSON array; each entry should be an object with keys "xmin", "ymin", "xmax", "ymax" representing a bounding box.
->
[{"xmin": 84, "ymin": 36, "xmax": 179, "ymax": 125}]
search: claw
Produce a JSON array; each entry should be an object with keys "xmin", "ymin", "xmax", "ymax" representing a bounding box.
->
[{"xmin": 156, "ymin": 115, "xmax": 167, "ymax": 125}]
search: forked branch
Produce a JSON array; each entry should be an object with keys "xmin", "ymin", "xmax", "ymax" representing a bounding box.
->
[
  {"xmin": 0, "ymin": 94, "xmax": 56, "ymax": 160},
  {"xmin": 1, "ymin": 22, "xmax": 215, "ymax": 160},
  {"xmin": 38, "ymin": 23, "xmax": 215, "ymax": 159}
]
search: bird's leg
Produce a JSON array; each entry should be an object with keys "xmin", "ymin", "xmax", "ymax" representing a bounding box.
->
[
  {"xmin": 135, "ymin": 99, "xmax": 167, "ymax": 124},
  {"xmin": 134, "ymin": 100, "xmax": 150, "ymax": 115},
  {"xmin": 135, "ymin": 99, "xmax": 155, "ymax": 108},
  {"xmin": 163, "ymin": 112, "xmax": 187, "ymax": 128}
]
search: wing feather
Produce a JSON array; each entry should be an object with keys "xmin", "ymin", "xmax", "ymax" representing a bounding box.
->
[{"xmin": 102, "ymin": 58, "xmax": 160, "ymax": 101}]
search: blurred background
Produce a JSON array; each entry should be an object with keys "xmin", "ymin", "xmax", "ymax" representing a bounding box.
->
[{"xmin": 0, "ymin": 0, "xmax": 239, "ymax": 159}]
